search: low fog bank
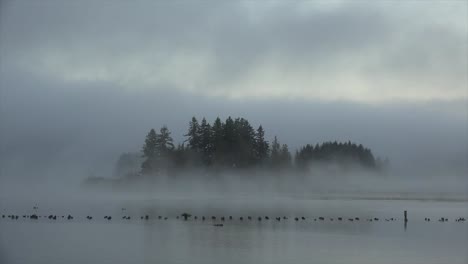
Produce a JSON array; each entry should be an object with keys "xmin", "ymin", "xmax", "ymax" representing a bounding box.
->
[
  {"xmin": 85, "ymin": 166, "xmax": 468, "ymax": 200},
  {"xmin": 5, "ymin": 168, "xmax": 466, "ymax": 207},
  {"xmin": 1, "ymin": 161, "xmax": 467, "ymax": 206}
]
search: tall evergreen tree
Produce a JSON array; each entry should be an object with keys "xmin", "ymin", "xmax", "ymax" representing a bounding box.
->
[
  {"xmin": 141, "ymin": 129, "xmax": 160, "ymax": 175},
  {"xmin": 280, "ymin": 144, "xmax": 292, "ymax": 167},
  {"xmin": 223, "ymin": 117, "xmax": 236, "ymax": 167},
  {"xmin": 254, "ymin": 125, "xmax": 269, "ymax": 165},
  {"xmin": 234, "ymin": 118, "xmax": 256, "ymax": 167},
  {"xmin": 199, "ymin": 118, "xmax": 213, "ymax": 166},
  {"xmin": 270, "ymin": 136, "xmax": 281, "ymax": 167},
  {"xmin": 185, "ymin": 117, "xmax": 200, "ymax": 152},
  {"xmin": 157, "ymin": 126, "xmax": 174, "ymax": 154},
  {"xmin": 211, "ymin": 117, "xmax": 224, "ymax": 165}
]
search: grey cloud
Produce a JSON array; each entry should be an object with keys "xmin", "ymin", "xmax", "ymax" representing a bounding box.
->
[{"xmin": 1, "ymin": 1, "xmax": 465, "ymax": 100}]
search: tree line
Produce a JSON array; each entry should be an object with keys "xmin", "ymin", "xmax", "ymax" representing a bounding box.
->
[
  {"xmin": 295, "ymin": 142, "xmax": 377, "ymax": 169},
  {"xmin": 115, "ymin": 116, "xmax": 382, "ymax": 177}
]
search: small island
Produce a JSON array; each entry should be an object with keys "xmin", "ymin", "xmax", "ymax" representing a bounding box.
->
[{"xmin": 85, "ymin": 116, "xmax": 388, "ymax": 186}]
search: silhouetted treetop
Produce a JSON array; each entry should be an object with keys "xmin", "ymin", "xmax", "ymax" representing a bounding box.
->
[{"xmin": 295, "ymin": 141, "xmax": 377, "ymax": 169}]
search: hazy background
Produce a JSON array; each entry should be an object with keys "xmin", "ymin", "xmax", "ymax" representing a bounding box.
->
[{"xmin": 0, "ymin": 1, "xmax": 466, "ymax": 190}]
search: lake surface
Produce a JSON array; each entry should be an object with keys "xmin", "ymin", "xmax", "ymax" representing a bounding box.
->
[{"xmin": 1, "ymin": 197, "xmax": 467, "ymax": 264}]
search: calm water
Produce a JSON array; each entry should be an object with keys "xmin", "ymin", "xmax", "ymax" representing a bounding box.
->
[{"xmin": 1, "ymin": 198, "xmax": 467, "ymax": 264}]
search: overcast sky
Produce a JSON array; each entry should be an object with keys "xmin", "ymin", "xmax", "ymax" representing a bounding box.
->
[{"xmin": 0, "ymin": 0, "xmax": 466, "ymax": 181}]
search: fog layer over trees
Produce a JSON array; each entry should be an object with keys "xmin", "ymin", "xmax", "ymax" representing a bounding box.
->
[{"xmin": 109, "ymin": 116, "xmax": 382, "ymax": 180}]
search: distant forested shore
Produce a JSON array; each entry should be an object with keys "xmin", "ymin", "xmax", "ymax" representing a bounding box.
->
[{"xmin": 100, "ymin": 116, "xmax": 388, "ymax": 181}]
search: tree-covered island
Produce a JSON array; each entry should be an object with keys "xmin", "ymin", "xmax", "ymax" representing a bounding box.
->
[{"xmin": 109, "ymin": 116, "xmax": 388, "ymax": 180}]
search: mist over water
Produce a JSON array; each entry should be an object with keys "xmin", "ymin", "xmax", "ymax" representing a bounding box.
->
[{"xmin": 1, "ymin": 152, "xmax": 467, "ymax": 264}]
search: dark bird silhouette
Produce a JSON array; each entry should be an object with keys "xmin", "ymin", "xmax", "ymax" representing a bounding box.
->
[
  {"xmin": 319, "ymin": 217, "xmax": 324, "ymax": 221},
  {"xmin": 265, "ymin": 216, "xmax": 269, "ymax": 220},
  {"xmin": 229, "ymin": 216, "xmax": 233, "ymax": 220},
  {"xmin": 248, "ymin": 216, "xmax": 252, "ymax": 220},
  {"xmin": 221, "ymin": 217, "xmax": 225, "ymax": 221},
  {"xmin": 276, "ymin": 217, "xmax": 281, "ymax": 221},
  {"xmin": 258, "ymin": 217, "xmax": 262, "ymax": 221},
  {"xmin": 30, "ymin": 214, "xmax": 38, "ymax": 220},
  {"xmin": 338, "ymin": 217, "xmax": 342, "ymax": 221},
  {"xmin": 239, "ymin": 217, "xmax": 243, "ymax": 221},
  {"xmin": 181, "ymin": 213, "xmax": 191, "ymax": 221},
  {"xmin": 301, "ymin": 217, "xmax": 306, "ymax": 220},
  {"xmin": 294, "ymin": 217, "xmax": 299, "ymax": 221}
]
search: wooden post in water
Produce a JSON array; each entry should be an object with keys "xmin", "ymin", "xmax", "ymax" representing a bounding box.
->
[{"xmin": 404, "ymin": 210, "xmax": 408, "ymax": 222}]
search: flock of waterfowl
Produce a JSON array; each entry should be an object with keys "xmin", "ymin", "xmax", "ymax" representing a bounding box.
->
[{"xmin": 1, "ymin": 207, "xmax": 466, "ymax": 226}]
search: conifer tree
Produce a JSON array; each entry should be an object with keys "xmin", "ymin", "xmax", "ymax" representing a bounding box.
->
[
  {"xmin": 270, "ymin": 136, "xmax": 281, "ymax": 167},
  {"xmin": 280, "ymin": 144, "xmax": 292, "ymax": 167},
  {"xmin": 211, "ymin": 117, "xmax": 224, "ymax": 165},
  {"xmin": 186, "ymin": 117, "xmax": 200, "ymax": 152},
  {"xmin": 199, "ymin": 118, "xmax": 213, "ymax": 166},
  {"xmin": 157, "ymin": 126, "xmax": 174, "ymax": 154},
  {"xmin": 254, "ymin": 125, "xmax": 269, "ymax": 165},
  {"xmin": 141, "ymin": 129, "xmax": 160, "ymax": 175}
]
